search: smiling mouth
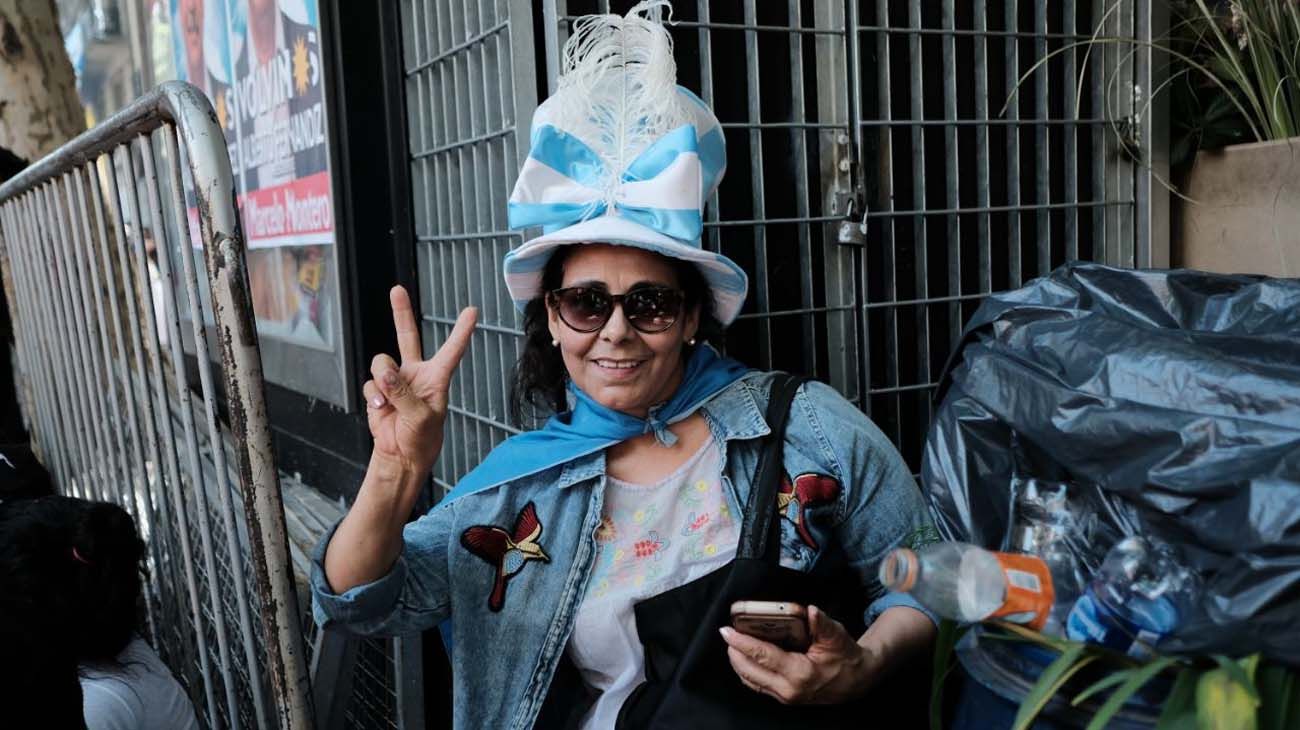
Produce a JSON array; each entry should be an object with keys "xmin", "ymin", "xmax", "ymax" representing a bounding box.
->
[{"xmin": 592, "ymin": 358, "xmax": 646, "ymax": 371}]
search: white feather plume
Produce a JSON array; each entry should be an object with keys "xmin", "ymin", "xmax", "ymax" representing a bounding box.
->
[{"xmin": 552, "ymin": 1, "xmax": 691, "ymax": 203}]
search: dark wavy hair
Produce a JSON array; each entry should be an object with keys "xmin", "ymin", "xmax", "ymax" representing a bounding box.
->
[
  {"xmin": 0, "ymin": 496, "xmax": 145, "ymax": 662},
  {"xmin": 509, "ymin": 245, "xmax": 723, "ymax": 425},
  {"xmin": 0, "ymin": 496, "xmax": 146, "ymax": 725}
]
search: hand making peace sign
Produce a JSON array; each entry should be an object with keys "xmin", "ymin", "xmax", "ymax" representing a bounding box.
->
[{"xmin": 361, "ymin": 286, "xmax": 477, "ymax": 479}]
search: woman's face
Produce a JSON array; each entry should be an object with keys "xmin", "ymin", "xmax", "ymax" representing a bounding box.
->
[
  {"xmin": 180, "ymin": 0, "xmax": 204, "ymax": 77},
  {"xmin": 547, "ymin": 244, "xmax": 700, "ymax": 417}
]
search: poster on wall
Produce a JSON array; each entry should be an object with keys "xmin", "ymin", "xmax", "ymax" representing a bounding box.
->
[{"xmin": 164, "ymin": 0, "xmax": 347, "ymax": 403}]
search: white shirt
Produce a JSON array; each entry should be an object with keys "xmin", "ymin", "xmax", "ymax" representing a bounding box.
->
[
  {"xmin": 567, "ymin": 438, "xmax": 740, "ymax": 729},
  {"xmin": 80, "ymin": 637, "xmax": 200, "ymax": 730}
]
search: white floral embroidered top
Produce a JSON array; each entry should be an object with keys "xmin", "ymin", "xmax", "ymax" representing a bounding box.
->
[{"xmin": 566, "ymin": 436, "xmax": 738, "ymax": 729}]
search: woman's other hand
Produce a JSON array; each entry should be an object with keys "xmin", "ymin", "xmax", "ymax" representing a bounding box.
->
[
  {"xmin": 362, "ymin": 286, "xmax": 477, "ymax": 479},
  {"xmin": 720, "ymin": 605, "xmax": 884, "ymax": 705}
]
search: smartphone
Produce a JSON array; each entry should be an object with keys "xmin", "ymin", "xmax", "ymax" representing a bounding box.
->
[{"xmin": 730, "ymin": 600, "xmax": 811, "ymax": 652}]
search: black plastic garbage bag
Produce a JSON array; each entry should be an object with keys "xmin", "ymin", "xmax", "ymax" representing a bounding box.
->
[{"xmin": 923, "ymin": 263, "xmax": 1300, "ymax": 663}]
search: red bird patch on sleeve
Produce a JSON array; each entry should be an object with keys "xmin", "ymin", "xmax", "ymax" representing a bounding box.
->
[
  {"xmin": 776, "ymin": 473, "xmax": 840, "ymax": 550},
  {"xmin": 461, "ymin": 502, "xmax": 550, "ymax": 612}
]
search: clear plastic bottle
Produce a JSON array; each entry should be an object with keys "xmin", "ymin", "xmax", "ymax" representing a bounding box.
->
[
  {"xmin": 880, "ymin": 541, "xmax": 1055, "ymax": 628},
  {"xmin": 1066, "ymin": 536, "xmax": 1197, "ymax": 658},
  {"xmin": 1008, "ymin": 478, "xmax": 1085, "ymax": 635}
]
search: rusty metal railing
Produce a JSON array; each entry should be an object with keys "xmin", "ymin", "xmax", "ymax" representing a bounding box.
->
[{"xmin": 0, "ymin": 81, "xmax": 312, "ymax": 730}]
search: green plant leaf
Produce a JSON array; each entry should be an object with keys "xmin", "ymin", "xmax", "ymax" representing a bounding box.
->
[
  {"xmin": 929, "ymin": 620, "xmax": 969, "ymax": 730},
  {"xmin": 990, "ymin": 622, "xmax": 1145, "ymax": 669},
  {"xmin": 1239, "ymin": 654, "xmax": 1261, "ymax": 684},
  {"xmin": 1211, "ymin": 655, "xmax": 1262, "ymax": 703},
  {"xmin": 987, "ymin": 620, "xmax": 1077, "ymax": 653},
  {"xmin": 1256, "ymin": 663, "xmax": 1297, "ymax": 730},
  {"xmin": 1171, "ymin": 133, "xmax": 1197, "ymax": 168},
  {"xmin": 1161, "ymin": 711, "xmax": 1200, "ymax": 730},
  {"xmin": 1012, "ymin": 644, "xmax": 1097, "ymax": 730},
  {"xmin": 1287, "ymin": 672, "xmax": 1300, "ymax": 730},
  {"xmin": 1085, "ymin": 655, "xmax": 1179, "ymax": 730},
  {"xmin": 1197, "ymin": 665, "xmax": 1260, "ymax": 730},
  {"xmin": 1204, "ymin": 92, "xmax": 1247, "ymax": 125},
  {"xmin": 1073, "ymin": 669, "xmax": 1137, "ymax": 707},
  {"xmin": 1157, "ymin": 667, "xmax": 1200, "ymax": 730}
]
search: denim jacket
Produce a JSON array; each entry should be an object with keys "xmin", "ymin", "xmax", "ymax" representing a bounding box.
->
[{"xmin": 311, "ymin": 372, "xmax": 938, "ymax": 730}]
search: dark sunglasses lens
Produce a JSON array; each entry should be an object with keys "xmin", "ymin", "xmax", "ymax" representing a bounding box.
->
[
  {"xmin": 559, "ymin": 289, "xmax": 611, "ymax": 331},
  {"xmin": 624, "ymin": 289, "xmax": 680, "ymax": 332}
]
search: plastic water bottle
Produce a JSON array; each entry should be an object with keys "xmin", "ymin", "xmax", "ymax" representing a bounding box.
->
[
  {"xmin": 1008, "ymin": 478, "xmax": 1086, "ymax": 636},
  {"xmin": 880, "ymin": 542, "xmax": 1056, "ymax": 629},
  {"xmin": 1066, "ymin": 536, "xmax": 1195, "ymax": 658}
]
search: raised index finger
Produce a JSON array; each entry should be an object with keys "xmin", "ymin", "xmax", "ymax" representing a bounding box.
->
[
  {"xmin": 432, "ymin": 306, "xmax": 478, "ymax": 373},
  {"xmin": 390, "ymin": 285, "xmax": 422, "ymax": 364}
]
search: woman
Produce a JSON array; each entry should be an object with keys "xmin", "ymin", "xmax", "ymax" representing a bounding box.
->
[{"xmin": 313, "ymin": 4, "xmax": 937, "ymax": 728}]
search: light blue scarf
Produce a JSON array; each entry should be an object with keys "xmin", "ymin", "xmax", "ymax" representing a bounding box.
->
[{"xmin": 442, "ymin": 344, "xmax": 752, "ymax": 504}]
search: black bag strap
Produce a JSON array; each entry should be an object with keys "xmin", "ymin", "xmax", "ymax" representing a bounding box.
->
[{"xmin": 737, "ymin": 374, "xmax": 807, "ymax": 562}]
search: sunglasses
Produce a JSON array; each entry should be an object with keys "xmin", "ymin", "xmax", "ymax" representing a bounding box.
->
[{"xmin": 547, "ymin": 285, "xmax": 686, "ymax": 334}]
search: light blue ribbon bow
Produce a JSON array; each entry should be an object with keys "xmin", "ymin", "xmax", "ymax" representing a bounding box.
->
[{"xmin": 507, "ymin": 123, "xmax": 704, "ymax": 242}]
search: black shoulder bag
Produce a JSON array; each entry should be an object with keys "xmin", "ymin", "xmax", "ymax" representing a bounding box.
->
[{"xmin": 615, "ymin": 374, "xmax": 929, "ymax": 729}]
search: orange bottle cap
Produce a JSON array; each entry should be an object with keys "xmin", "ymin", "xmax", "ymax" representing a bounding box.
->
[{"xmin": 881, "ymin": 548, "xmax": 919, "ymax": 593}]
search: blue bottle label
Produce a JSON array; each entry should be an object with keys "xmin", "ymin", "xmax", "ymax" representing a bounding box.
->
[{"xmin": 1066, "ymin": 590, "xmax": 1173, "ymax": 659}]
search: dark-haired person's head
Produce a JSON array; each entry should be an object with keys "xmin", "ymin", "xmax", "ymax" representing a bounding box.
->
[
  {"xmin": 0, "ymin": 496, "xmax": 146, "ymax": 726},
  {"xmin": 0, "ymin": 496, "xmax": 146, "ymax": 660}
]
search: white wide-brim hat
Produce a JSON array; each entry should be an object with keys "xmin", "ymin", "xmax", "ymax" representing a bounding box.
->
[{"xmin": 502, "ymin": 1, "xmax": 748, "ymax": 326}]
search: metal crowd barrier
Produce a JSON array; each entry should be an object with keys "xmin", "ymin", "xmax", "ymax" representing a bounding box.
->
[{"xmin": 0, "ymin": 81, "xmax": 312, "ymax": 729}]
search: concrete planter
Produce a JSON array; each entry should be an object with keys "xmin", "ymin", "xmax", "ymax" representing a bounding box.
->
[{"xmin": 1175, "ymin": 136, "xmax": 1300, "ymax": 277}]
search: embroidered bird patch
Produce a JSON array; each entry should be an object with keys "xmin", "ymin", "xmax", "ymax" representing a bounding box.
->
[
  {"xmin": 461, "ymin": 502, "xmax": 550, "ymax": 612},
  {"xmin": 776, "ymin": 473, "xmax": 841, "ymax": 550}
]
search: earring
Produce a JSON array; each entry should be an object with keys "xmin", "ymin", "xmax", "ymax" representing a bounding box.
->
[
  {"xmin": 551, "ymin": 338, "xmax": 559, "ymax": 347},
  {"xmin": 688, "ymin": 338, "xmax": 697, "ymax": 346}
]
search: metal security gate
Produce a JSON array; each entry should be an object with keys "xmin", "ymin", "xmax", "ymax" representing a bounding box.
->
[{"xmin": 0, "ymin": 82, "xmax": 311, "ymax": 730}]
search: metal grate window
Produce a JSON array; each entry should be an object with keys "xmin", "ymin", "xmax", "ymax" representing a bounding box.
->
[
  {"xmin": 541, "ymin": 0, "xmax": 1160, "ymax": 470},
  {"xmin": 400, "ymin": 0, "xmax": 539, "ymax": 494},
  {"xmin": 401, "ymin": 0, "xmax": 1161, "ymax": 479},
  {"xmin": 847, "ymin": 0, "xmax": 1162, "ymax": 466},
  {"xmin": 343, "ymin": 638, "xmax": 401, "ymax": 729}
]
